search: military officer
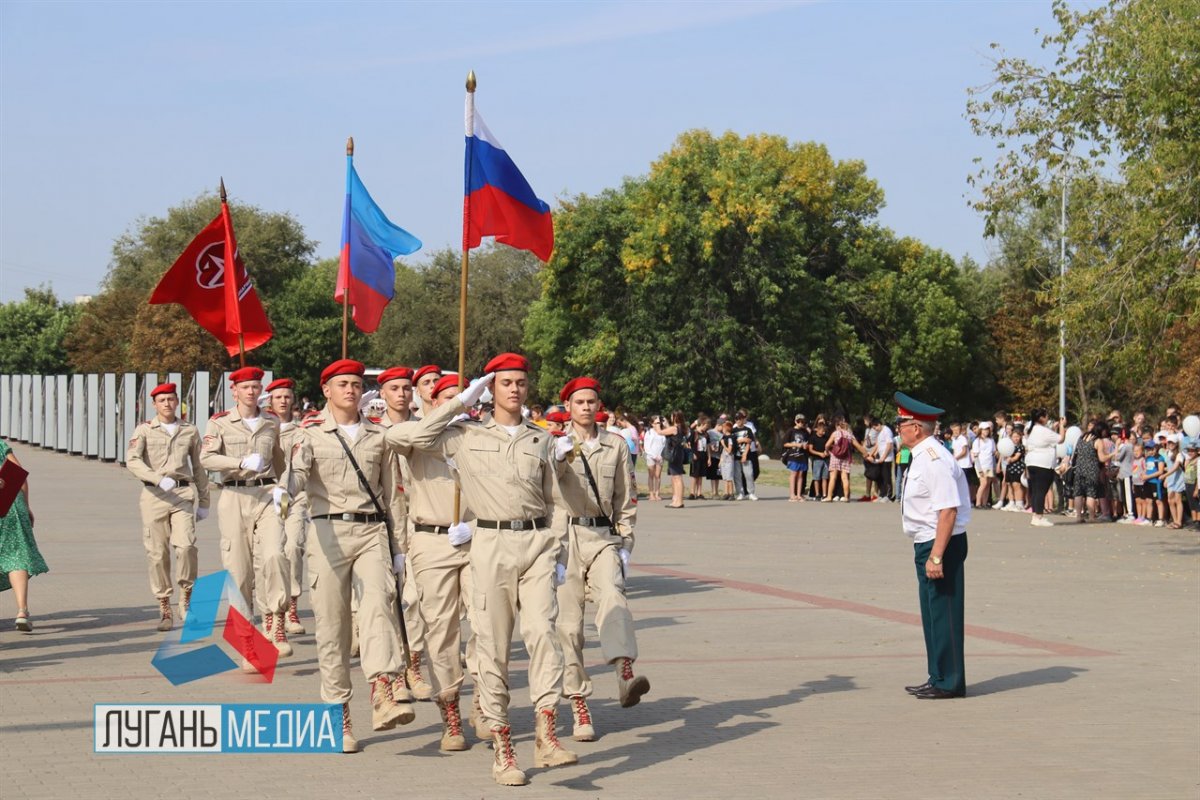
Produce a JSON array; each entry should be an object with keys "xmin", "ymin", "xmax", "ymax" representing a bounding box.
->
[
  {"xmin": 385, "ymin": 372, "xmax": 480, "ymax": 752},
  {"xmin": 371, "ymin": 366, "xmax": 435, "ymax": 702},
  {"xmin": 126, "ymin": 382, "xmax": 210, "ymax": 631},
  {"xmin": 199, "ymin": 367, "xmax": 293, "ymax": 658},
  {"xmin": 404, "ymin": 354, "xmax": 576, "ymax": 786},
  {"xmin": 288, "ymin": 359, "xmax": 415, "ymax": 753},
  {"xmin": 266, "ymin": 377, "xmax": 308, "ymax": 636},
  {"xmin": 895, "ymin": 392, "xmax": 971, "ymax": 699},
  {"xmin": 553, "ymin": 377, "xmax": 647, "ymax": 742}
]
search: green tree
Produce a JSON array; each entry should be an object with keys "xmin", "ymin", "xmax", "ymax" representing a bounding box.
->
[
  {"xmin": 0, "ymin": 286, "xmax": 81, "ymax": 373},
  {"xmin": 968, "ymin": 0, "xmax": 1200, "ymax": 412}
]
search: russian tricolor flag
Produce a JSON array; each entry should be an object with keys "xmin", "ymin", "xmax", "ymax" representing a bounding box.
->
[
  {"xmin": 464, "ymin": 93, "xmax": 554, "ymax": 262},
  {"xmin": 336, "ymin": 156, "xmax": 422, "ymax": 333}
]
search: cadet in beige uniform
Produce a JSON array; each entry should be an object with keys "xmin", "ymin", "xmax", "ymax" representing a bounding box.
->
[
  {"xmin": 372, "ymin": 365, "xmax": 434, "ymax": 702},
  {"xmin": 199, "ymin": 367, "xmax": 292, "ymax": 658},
  {"xmin": 126, "ymin": 382, "xmax": 210, "ymax": 631},
  {"xmin": 288, "ymin": 359, "xmax": 415, "ymax": 753},
  {"xmin": 266, "ymin": 378, "xmax": 308, "ymax": 635},
  {"xmin": 405, "ymin": 353, "xmax": 576, "ymax": 787},
  {"xmin": 387, "ymin": 372, "xmax": 478, "ymax": 752},
  {"xmin": 554, "ymin": 377, "xmax": 648, "ymax": 741}
]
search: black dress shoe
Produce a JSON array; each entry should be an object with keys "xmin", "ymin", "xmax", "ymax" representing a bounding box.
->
[
  {"xmin": 912, "ymin": 686, "xmax": 964, "ymax": 699},
  {"xmin": 904, "ymin": 681, "xmax": 932, "ymax": 695}
]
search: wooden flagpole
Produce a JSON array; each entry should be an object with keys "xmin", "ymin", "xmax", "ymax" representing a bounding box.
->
[
  {"xmin": 454, "ymin": 70, "xmax": 477, "ymax": 524},
  {"xmin": 220, "ymin": 177, "xmax": 247, "ymax": 369},
  {"xmin": 342, "ymin": 137, "xmax": 354, "ymax": 359}
]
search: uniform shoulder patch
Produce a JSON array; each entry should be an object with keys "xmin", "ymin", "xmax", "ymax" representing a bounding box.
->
[
  {"xmin": 301, "ymin": 416, "xmax": 325, "ymax": 429},
  {"xmin": 210, "ymin": 410, "xmax": 230, "ymax": 420},
  {"xmin": 262, "ymin": 409, "xmax": 279, "ymax": 418},
  {"xmin": 368, "ymin": 416, "xmax": 382, "ymax": 424},
  {"xmin": 925, "ymin": 446, "xmax": 940, "ymax": 459}
]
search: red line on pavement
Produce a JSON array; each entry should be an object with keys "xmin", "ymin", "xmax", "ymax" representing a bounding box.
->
[{"xmin": 635, "ymin": 564, "xmax": 1115, "ymax": 657}]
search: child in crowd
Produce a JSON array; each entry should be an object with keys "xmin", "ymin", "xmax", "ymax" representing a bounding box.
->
[
  {"xmin": 1161, "ymin": 436, "xmax": 1188, "ymax": 529},
  {"xmin": 1185, "ymin": 440, "xmax": 1200, "ymax": 530},
  {"xmin": 1003, "ymin": 428, "xmax": 1027, "ymax": 511},
  {"xmin": 718, "ymin": 421, "xmax": 736, "ymax": 500},
  {"xmin": 1143, "ymin": 442, "xmax": 1167, "ymax": 527},
  {"xmin": 1131, "ymin": 443, "xmax": 1152, "ymax": 525}
]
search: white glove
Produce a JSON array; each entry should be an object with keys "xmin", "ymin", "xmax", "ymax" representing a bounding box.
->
[
  {"xmin": 196, "ymin": 506, "xmax": 210, "ymax": 521},
  {"xmin": 618, "ymin": 548, "xmax": 631, "ymax": 569},
  {"xmin": 240, "ymin": 453, "xmax": 264, "ymax": 472},
  {"xmin": 458, "ymin": 373, "xmax": 495, "ymax": 408},
  {"xmin": 554, "ymin": 435, "xmax": 575, "ymax": 462},
  {"xmin": 271, "ymin": 486, "xmax": 288, "ymax": 513},
  {"xmin": 392, "ymin": 553, "xmax": 406, "ymax": 576},
  {"xmin": 444, "ymin": 456, "xmax": 458, "ymax": 471},
  {"xmin": 157, "ymin": 476, "xmax": 177, "ymax": 491},
  {"xmin": 553, "ymin": 562, "xmax": 567, "ymax": 587},
  {"xmin": 448, "ymin": 522, "xmax": 473, "ymax": 547}
]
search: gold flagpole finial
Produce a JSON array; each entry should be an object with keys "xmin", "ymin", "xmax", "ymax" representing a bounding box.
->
[
  {"xmin": 219, "ymin": 177, "xmax": 227, "ymax": 203},
  {"xmin": 346, "ymin": 136, "xmax": 354, "ymax": 156},
  {"xmin": 466, "ymin": 70, "xmax": 476, "ymax": 93}
]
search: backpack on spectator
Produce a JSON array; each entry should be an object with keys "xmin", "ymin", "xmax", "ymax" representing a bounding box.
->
[{"xmin": 830, "ymin": 434, "xmax": 851, "ymax": 459}]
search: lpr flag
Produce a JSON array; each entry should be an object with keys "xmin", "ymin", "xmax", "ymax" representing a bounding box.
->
[
  {"xmin": 336, "ymin": 156, "xmax": 422, "ymax": 334},
  {"xmin": 464, "ymin": 92, "xmax": 554, "ymax": 262},
  {"xmin": 150, "ymin": 200, "xmax": 272, "ymax": 355}
]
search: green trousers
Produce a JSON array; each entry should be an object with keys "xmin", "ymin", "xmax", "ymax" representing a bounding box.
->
[{"xmin": 914, "ymin": 533, "xmax": 967, "ymax": 695}]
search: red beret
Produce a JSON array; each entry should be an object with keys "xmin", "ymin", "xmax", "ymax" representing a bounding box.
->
[
  {"xmin": 229, "ymin": 367, "xmax": 264, "ymax": 384},
  {"xmin": 413, "ymin": 365, "xmax": 442, "ymax": 383},
  {"xmin": 378, "ymin": 367, "xmax": 414, "ymax": 386},
  {"xmin": 265, "ymin": 378, "xmax": 294, "ymax": 394},
  {"xmin": 560, "ymin": 377, "xmax": 601, "ymax": 402},
  {"xmin": 545, "ymin": 410, "xmax": 570, "ymax": 424},
  {"xmin": 150, "ymin": 382, "xmax": 177, "ymax": 398},
  {"xmin": 484, "ymin": 352, "xmax": 529, "ymax": 374},
  {"xmin": 431, "ymin": 373, "xmax": 461, "ymax": 399},
  {"xmin": 320, "ymin": 359, "xmax": 365, "ymax": 385},
  {"xmin": 595, "ymin": 411, "xmax": 610, "ymax": 424}
]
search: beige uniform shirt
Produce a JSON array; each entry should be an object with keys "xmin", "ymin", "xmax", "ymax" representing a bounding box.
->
[
  {"xmin": 556, "ymin": 428, "xmax": 636, "ymax": 551},
  {"xmin": 126, "ymin": 418, "xmax": 211, "ymax": 508},
  {"xmin": 277, "ymin": 422, "xmax": 308, "ymax": 503},
  {"xmin": 200, "ymin": 408, "xmax": 286, "ymax": 482},
  {"xmin": 289, "ymin": 414, "xmax": 403, "ymax": 554},
  {"xmin": 373, "ymin": 414, "xmax": 416, "ymax": 539},
  {"xmin": 395, "ymin": 398, "xmax": 562, "ymax": 524},
  {"xmin": 386, "ymin": 416, "xmax": 473, "ymax": 527}
]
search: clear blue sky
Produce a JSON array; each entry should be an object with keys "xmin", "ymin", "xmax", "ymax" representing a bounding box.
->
[{"xmin": 0, "ymin": 0, "xmax": 1058, "ymax": 304}]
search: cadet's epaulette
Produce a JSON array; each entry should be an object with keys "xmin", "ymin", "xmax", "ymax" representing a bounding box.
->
[
  {"xmin": 303, "ymin": 409, "xmax": 322, "ymax": 419},
  {"xmin": 145, "ymin": 419, "xmax": 155, "ymax": 425},
  {"xmin": 262, "ymin": 409, "xmax": 279, "ymax": 418},
  {"xmin": 301, "ymin": 416, "xmax": 325, "ymax": 429},
  {"xmin": 210, "ymin": 410, "xmax": 230, "ymax": 420},
  {"xmin": 368, "ymin": 416, "xmax": 382, "ymax": 424}
]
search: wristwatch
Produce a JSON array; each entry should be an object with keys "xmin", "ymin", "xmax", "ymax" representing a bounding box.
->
[{"xmin": 930, "ymin": 555, "xmax": 943, "ymax": 565}]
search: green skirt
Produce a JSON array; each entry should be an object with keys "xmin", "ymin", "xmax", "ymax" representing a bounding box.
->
[{"xmin": 0, "ymin": 485, "xmax": 49, "ymax": 592}]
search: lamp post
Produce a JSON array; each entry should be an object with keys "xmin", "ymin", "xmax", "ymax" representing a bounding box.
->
[{"xmin": 1058, "ymin": 173, "xmax": 1067, "ymax": 421}]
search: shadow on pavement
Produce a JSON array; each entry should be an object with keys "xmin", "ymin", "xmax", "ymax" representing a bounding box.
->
[
  {"xmin": 626, "ymin": 573, "xmax": 720, "ymax": 601},
  {"xmin": 0, "ymin": 719, "xmax": 91, "ymax": 734},
  {"xmin": 968, "ymin": 665, "xmax": 1087, "ymax": 696},
  {"xmin": 549, "ymin": 674, "xmax": 857, "ymax": 791}
]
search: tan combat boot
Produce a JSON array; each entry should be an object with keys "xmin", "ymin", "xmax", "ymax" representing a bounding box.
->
[
  {"xmin": 272, "ymin": 612, "xmax": 293, "ymax": 657},
  {"xmin": 469, "ymin": 692, "xmax": 490, "ymax": 740},
  {"xmin": 406, "ymin": 651, "xmax": 434, "ymax": 701},
  {"xmin": 371, "ymin": 674, "xmax": 414, "ymax": 730},
  {"xmin": 341, "ymin": 702, "xmax": 358, "ymax": 753},
  {"xmin": 490, "ymin": 725, "xmax": 528, "ymax": 786},
  {"xmin": 616, "ymin": 658, "xmax": 650, "ymax": 708},
  {"xmin": 569, "ymin": 695, "xmax": 596, "ymax": 742},
  {"xmin": 436, "ymin": 692, "xmax": 469, "ymax": 751},
  {"xmin": 156, "ymin": 598, "xmax": 173, "ymax": 632},
  {"xmin": 179, "ymin": 586, "xmax": 192, "ymax": 624},
  {"xmin": 285, "ymin": 596, "xmax": 306, "ymax": 634},
  {"xmin": 264, "ymin": 611, "xmax": 274, "ymax": 636},
  {"xmin": 533, "ymin": 707, "xmax": 578, "ymax": 768}
]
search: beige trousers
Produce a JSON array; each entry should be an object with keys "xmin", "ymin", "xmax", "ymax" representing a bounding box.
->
[
  {"xmin": 138, "ymin": 486, "xmax": 198, "ymax": 600},
  {"xmin": 281, "ymin": 495, "xmax": 309, "ymax": 598},
  {"xmin": 556, "ymin": 524, "xmax": 638, "ymax": 697},
  {"xmin": 308, "ymin": 518, "xmax": 404, "ymax": 704},
  {"xmin": 402, "ymin": 557, "xmax": 428, "ymax": 650},
  {"xmin": 471, "ymin": 525, "xmax": 564, "ymax": 728},
  {"xmin": 216, "ymin": 486, "xmax": 288, "ymax": 615},
  {"xmin": 409, "ymin": 529, "xmax": 476, "ymax": 695}
]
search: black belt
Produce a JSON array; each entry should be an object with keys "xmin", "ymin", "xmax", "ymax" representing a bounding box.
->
[
  {"xmin": 312, "ymin": 512, "xmax": 387, "ymax": 523},
  {"xmin": 414, "ymin": 523, "xmax": 450, "ymax": 535},
  {"xmin": 475, "ymin": 517, "xmax": 548, "ymax": 531},
  {"xmin": 226, "ymin": 478, "xmax": 276, "ymax": 487},
  {"xmin": 144, "ymin": 480, "xmax": 191, "ymax": 488},
  {"xmin": 569, "ymin": 516, "xmax": 614, "ymax": 529}
]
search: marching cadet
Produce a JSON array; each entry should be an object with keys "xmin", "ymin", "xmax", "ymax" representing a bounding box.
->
[
  {"xmin": 288, "ymin": 359, "xmax": 415, "ymax": 753},
  {"xmin": 412, "ymin": 364, "xmax": 442, "ymax": 417},
  {"xmin": 385, "ymin": 372, "xmax": 479, "ymax": 752},
  {"xmin": 265, "ymin": 378, "xmax": 308, "ymax": 636},
  {"xmin": 554, "ymin": 377, "xmax": 648, "ymax": 741},
  {"xmin": 372, "ymin": 366, "xmax": 435, "ymax": 702},
  {"xmin": 126, "ymin": 382, "xmax": 210, "ymax": 631},
  {"xmin": 404, "ymin": 353, "xmax": 576, "ymax": 787},
  {"xmin": 895, "ymin": 392, "xmax": 971, "ymax": 699},
  {"xmin": 200, "ymin": 367, "xmax": 293, "ymax": 659}
]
